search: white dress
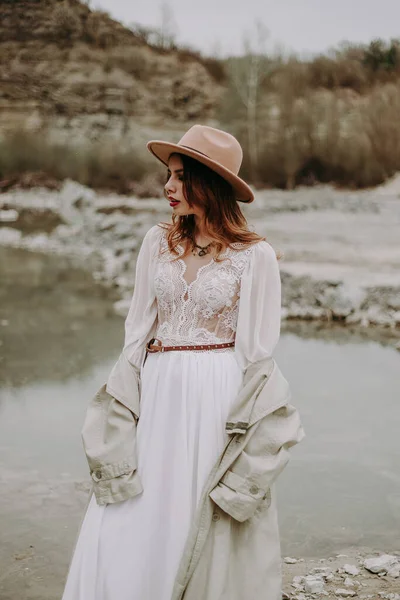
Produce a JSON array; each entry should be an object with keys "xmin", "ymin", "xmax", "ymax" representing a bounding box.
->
[{"xmin": 62, "ymin": 224, "xmax": 281, "ymax": 600}]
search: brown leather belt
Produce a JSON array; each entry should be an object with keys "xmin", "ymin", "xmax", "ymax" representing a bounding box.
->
[{"xmin": 146, "ymin": 337, "xmax": 235, "ymax": 353}]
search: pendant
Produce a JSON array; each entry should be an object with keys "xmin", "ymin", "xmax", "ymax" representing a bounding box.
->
[{"xmin": 198, "ymin": 248, "xmax": 207, "ymax": 256}]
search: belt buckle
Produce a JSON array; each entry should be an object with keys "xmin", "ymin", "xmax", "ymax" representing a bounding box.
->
[{"xmin": 147, "ymin": 337, "xmax": 164, "ymax": 353}]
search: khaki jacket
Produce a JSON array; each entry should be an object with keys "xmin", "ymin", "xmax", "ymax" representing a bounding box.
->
[{"xmin": 81, "ymin": 353, "xmax": 305, "ymax": 599}]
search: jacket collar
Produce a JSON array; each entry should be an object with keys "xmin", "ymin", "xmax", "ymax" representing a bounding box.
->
[{"xmin": 226, "ymin": 357, "xmax": 291, "ymax": 434}]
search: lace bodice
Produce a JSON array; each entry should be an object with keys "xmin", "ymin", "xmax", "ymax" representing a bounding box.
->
[
  {"xmin": 122, "ymin": 224, "xmax": 282, "ymax": 372},
  {"xmin": 153, "ymin": 230, "xmax": 256, "ymax": 347}
]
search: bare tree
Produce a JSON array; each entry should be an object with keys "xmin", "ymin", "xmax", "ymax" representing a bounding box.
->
[
  {"xmin": 158, "ymin": 1, "xmax": 177, "ymax": 50},
  {"xmin": 227, "ymin": 20, "xmax": 271, "ymax": 183}
]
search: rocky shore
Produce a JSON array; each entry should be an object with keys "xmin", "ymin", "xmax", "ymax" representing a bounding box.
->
[
  {"xmin": 1, "ymin": 178, "xmax": 399, "ymax": 347},
  {"xmin": 282, "ymin": 551, "xmax": 400, "ymax": 599}
]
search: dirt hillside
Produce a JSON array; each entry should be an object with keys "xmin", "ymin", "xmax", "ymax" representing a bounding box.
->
[{"xmin": 0, "ymin": 0, "xmax": 223, "ymax": 144}]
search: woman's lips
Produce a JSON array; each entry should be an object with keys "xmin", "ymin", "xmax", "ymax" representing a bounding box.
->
[{"xmin": 169, "ymin": 199, "xmax": 180, "ymax": 207}]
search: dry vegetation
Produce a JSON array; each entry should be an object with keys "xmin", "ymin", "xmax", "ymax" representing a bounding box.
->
[
  {"xmin": 1, "ymin": 1, "xmax": 400, "ymax": 192},
  {"xmin": 221, "ymin": 39, "xmax": 400, "ymax": 189},
  {"xmin": 0, "ymin": 129, "xmax": 166, "ymax": 194}
]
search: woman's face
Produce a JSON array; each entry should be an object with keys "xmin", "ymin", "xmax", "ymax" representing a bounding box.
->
[{"xmin": 165, "ymin": 154, "xmax": 204, "ymax": 218}]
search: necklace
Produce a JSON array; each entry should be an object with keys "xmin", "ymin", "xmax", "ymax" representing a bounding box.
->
[{"xmin": 190, "ymin": 237, "xmax": 214, "ymax": 257}]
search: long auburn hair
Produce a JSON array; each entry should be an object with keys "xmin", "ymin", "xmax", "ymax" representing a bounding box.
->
[{"xmin": 159, "ymin": 153, "xmax": 265, "ymax": 262}]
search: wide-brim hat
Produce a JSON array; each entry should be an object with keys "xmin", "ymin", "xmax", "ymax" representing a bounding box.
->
[{"xmin": 146, "ymin": 124, "xmax": 254, "ymax": 203}]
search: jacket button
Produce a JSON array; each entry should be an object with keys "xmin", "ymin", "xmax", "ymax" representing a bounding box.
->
[
  {"xmin": 95, "ymin": 470, "xmax": 102, "ymax": 479},
  {"xmin": 212, "ymin": 513, "xmax": 220, "ymax": 522},
  {"xmin": 249, "ymin": 484, "xmax": 259, "ymax": 495}
]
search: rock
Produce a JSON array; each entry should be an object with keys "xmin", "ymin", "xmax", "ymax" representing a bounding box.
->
[
  {"xmin": 284, "ymin": 556, "xmax": 298, "ymax": 564},
  {"xmin": 0, "ymin": 226, "xmax": 22, "ymax": 244},
  {"xmin": 387, "ymin": 563, "xmax": 400, "ymax": 577},
  {"xmin": 335, "ymin": 589, "xmax": 356, "ymax": 597},
  {"xmin": 304, "ymin": 574, "xmax": 325, "ymax": 594},
  {"xmin": 343, "ymin": 564, "xmax": 360, "ymax": 576},
  {"xmin": 0, "ymin": 209, "xmax": 18, "ymax": 222},
  {"xmin": 363, "ymin": 554, "xmax": 399, "ymax": 575},
  {"xmin": 311, "ymin": 566, "xmax": 333, "ymax": 578},
  {"xmin": 344, "ymin": 577, "xmax": 355, "ymax": 587}
]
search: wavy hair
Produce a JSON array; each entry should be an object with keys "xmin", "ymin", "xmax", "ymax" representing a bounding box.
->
[{"xmin": 159, "ymin": 153, "xmax": 266, "ymax": 262}]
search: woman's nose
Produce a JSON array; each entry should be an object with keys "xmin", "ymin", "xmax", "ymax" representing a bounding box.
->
[{"xmin": 165, "ymin": 177, "xmax": 176, "ymax": 193}]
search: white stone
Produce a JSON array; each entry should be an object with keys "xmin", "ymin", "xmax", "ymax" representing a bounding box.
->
[
  {"xmin": 0, "ymin": 209, "xmax": 18, "ymax": 222},
  {"xmin": 344, "ymin": 577, "xmax": 355, "ymax": 587},
  {"xmin": 0, "ymin": 226, "xmax": 22, "ymax": 245},
  {"xmin": 343, "ymin": 564, "xmax": 360, "ymax": 576},
  {"xmin": 311, "ymin": 566, "xmax": 333, "ymax": 578},
  {"xmin": 335, "ymin": 589, "xmax": 356, "ymax": 597},
  {"xmin": 304, "ymin": 575, "xmax": 325, "ymax": 594},
  {"xmin": 387, "ymin": 564, "xmax": 400, "ymax": 578},
  {"xmin": 284, "ymin": 556, "xmax": 298, "ymax": 564},
  {"xmin": 363, "ymin": 554, "xmax": 399, "ymax": 574}
]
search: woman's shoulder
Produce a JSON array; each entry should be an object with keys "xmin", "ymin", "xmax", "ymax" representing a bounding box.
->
[
  {"xmin": 233, "ymin": 237, "xmax": 277, "ymax": 260},
  {"xmin": 143, "ymin": 222, "xmax": 168, "ymax": 243},
  {"xmin": 244, "ymin": 239, "xmax": 280, "ymax": 271}
]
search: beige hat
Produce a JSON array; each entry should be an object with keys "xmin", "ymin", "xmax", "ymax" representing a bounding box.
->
[{"xmin": 147, "ymin": 125, "xmax": 254, "ymax": 203}]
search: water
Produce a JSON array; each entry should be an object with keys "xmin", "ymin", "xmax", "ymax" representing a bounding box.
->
[{"xmin": 0, "ymin": 250, "xmax": 399, "ymax": 558}]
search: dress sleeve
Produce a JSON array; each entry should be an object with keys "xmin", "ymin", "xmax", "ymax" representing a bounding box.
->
[
  {"xmin": 234, "ymin": 241, "xmax": 281, "ymax": 372},
  {"xmin": 123, "ymin": 224, "xmax": 160, "ymax": 371}
]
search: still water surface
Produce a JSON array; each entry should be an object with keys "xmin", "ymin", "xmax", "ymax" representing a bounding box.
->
[{"xmin": 0, "ymin": 255, "xmax": 399, "ymax": 557}]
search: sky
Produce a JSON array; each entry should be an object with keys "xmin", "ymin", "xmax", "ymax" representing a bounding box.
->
[{"xmin": 93, "ymin": 0, "xmax": 400, "ymax": 57}]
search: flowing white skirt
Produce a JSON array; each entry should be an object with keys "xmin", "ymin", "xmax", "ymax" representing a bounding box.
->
[{"xmin": 62, "ymin": 349, "xmax": 243, "ymax": 600}]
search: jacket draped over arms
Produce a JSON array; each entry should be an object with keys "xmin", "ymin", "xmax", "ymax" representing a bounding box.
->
[
  {"xmin": 80, "ymin": 226, "xmax": 305, "ymax": 599},
  {"xmin": 81, "ymin": 226, "xmax": 160, "ymax": 505}
]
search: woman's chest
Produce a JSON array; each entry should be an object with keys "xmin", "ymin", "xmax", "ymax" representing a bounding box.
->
[{"xmin": 153, "ymin": 248, "xmax": 252, "ymax": 315}]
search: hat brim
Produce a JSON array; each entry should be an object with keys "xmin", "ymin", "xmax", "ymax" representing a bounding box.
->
[{"xmin": 146, "ymin": 140, "xmax": 254, "ymax": 203}]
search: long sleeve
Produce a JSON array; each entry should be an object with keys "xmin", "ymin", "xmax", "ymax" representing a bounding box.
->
[
  {"xmin": 106, "ymin": 224, "xmax": 161, "ymax": 415},
  {"xmin": 83, "ymin": 224, "xmax": 161, "ymax": 505},
  {"xmin": 123, "ymin": 224, "xmax": 160, "ymax": 371},
  {"xmin": 234, "ymin": 241, "xmax": 281, "ymax": 372}
]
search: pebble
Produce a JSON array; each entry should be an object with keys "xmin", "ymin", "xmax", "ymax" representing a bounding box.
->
[
  {"xmin": 284, "ymin": 556, "xmax": 298, "ymax": 564},
  {"xmin": 343, "ymin": 564, "xmax": 360, "ymax": 576},
  {"xmin": 335, "ymin": 589, "xmax": 356, "ymax": 597},
  {"xmin": 304, "ymin": 575, "xmax": 325, "ymax": 594}
]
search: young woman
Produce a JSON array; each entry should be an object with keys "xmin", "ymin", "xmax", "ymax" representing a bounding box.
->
[{"xmin": 62, "ymin": 125, "xmax": 304, "ymax": 600}]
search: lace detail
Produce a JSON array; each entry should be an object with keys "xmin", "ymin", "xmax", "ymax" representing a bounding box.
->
[{"xmin": 153, "ymin": 229, "xmax": 258, "ymax": 350}]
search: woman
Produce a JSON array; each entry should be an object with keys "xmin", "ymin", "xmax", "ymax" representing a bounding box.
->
[{"xmin": 62, "ymin": 125, "xmax": 304, "ymax": 600}]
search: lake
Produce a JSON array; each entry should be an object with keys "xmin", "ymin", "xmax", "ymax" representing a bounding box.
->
[{"xmin": 0, "ymin": 248, "xmax": 399, "ymax": 563}]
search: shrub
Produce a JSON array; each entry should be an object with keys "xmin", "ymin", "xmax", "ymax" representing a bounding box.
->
[
  {"xmin": 84, "ymin": 10, "xmax": 118, "ymax": 49},
  {"xmin": 0, "ymin": 129, "xmax": 160, "ymax": 195},
  {"xmin": 51, "ymin": 2, "xmax": 83, "ymax": 41}
]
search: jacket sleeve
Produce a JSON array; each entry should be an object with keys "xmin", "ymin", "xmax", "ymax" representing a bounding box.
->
[
  {"xmin": 81, "ymin": 383, "xmax": 144, "ymax": 506},
  {"xmin": 81, "ymin": 224, "xmax": 161, "ymax": 505},
  {"xmin": 209, "ymin": 396, "xmax": 304, "ymax": 522},
  {"xmin": 209, "ymin": 242, "xmax": 304, "ymax": 521}
]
